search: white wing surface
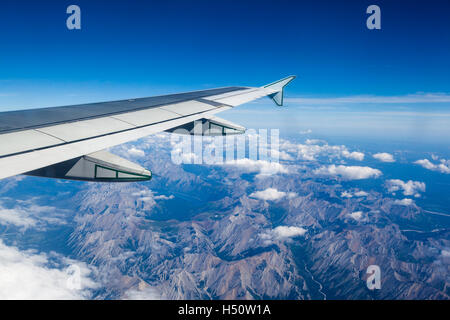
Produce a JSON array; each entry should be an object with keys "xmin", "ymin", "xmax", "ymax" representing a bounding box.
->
[{"xmin": 0, "ymin": 76, "xmax": 295, "ymax": 181}]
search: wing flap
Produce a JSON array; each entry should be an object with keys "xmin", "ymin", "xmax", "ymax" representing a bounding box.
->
[{"xmin": 165, "ymin": 116, "xmax": 245, "ymax": 136}]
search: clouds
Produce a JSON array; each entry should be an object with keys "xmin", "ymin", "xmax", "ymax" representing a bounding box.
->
[
  {"xmin": 154, "ymin": 194, "xmax": 175, "ymax": 200},
  {"xmin": 0, "ymin": 208, "xmax": 37, "ymax": 229},
  {"xmin": 0, "ymin": 199, "xmax": 68, "ymax": 231},
  {"xmin": 272, "ymin": 226, "xmax": 307, "ymax": 239},
  {"xmin": 127, "ymin": 146, "xmax": 145, "ymax": 158},
  {"xmin": 123, "ymin": 286, "xmax": 161, "ymax": 300},
  {"xmin": 342, "ymin": 150, "xmax": 365, "ymax": 161},
  {"xmin": 314, "ymin": 165, "xmax": 382, "ymax": 180},
  {"xmin": 348, "ymin": 211, "xmax": 363, "ymax": 220},
  {"xmin": 132, "ymin": 189, "xmax": 174, "ymax": 202},
  {"xmin": 270, "ymin": 149, "xmax": 294, "ymax": 161},
  {"xmin": 261, "ymin": 226, "xmax": 307, "ymax": 245},
  {"xmin": 0, "ymin": 241, "xmax": 98, "ymax": 299},
  {"xmin": 281, "ymin": 140, "xmax": 365, "ymax": 162},
  {"xmin": 415, "ymin": 158, "xmax": 450, "ymax": 174},
  {"xmin": 340, "ymin": 191, "xmax": 353, "ymax": 198},
  {"xmin": 373, "ymin": 152, "xmax": 395, "ymax": 163},
  {"xmin": 224, "ymin": 159, "xmax": 288, "ymax": 177},
  {"xmin": 393, "ymin": 198, "xmax": 414, "ymax": 206},
  {"xmin": 249, "ymin": 188, "xmax": 297, "ymax": 201},
  {"xmin": 386, "ymin": 179, "xmax": 426, "ymax": 197},
  {"xmin": 340, "ymin": 190, "xmax": 369, "ymax": 198}
]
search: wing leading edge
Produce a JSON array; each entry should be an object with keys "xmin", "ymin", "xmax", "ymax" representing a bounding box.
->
[{"xmin": 0, "ymin": 76, "xmax": 295, "ymax": 181}]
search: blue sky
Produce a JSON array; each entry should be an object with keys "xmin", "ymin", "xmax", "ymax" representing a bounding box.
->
[{"xmin": 0, "ymin": 0, "xmax": 449, "ymax": 143}]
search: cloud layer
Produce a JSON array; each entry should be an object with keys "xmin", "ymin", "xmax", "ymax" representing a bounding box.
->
[
  {"xmin": 314, "ymin": 165, "xmax": 382, "ymax": 180},
  {"xmin": 373, "ymin": 152, "xmax": 395, "ymax": 163},
  {"xmin": 281, "ymin": 140, "xmax": 365, "ymax": 162},
  {"xmin": 386, "ymin": 179, "xmax": 426, "ymax": 197},
  {"xmin": 348, "ymin": 211, "xmax": 363, "ymax": 220},
  {"xmin": 249, "ymin": 188, "xmax": 297, "ymax": 201},
  {"xmin": 393, "ymin": 198, "xmax": 414, "ymax": 206},
  {"xmin": 0, "ymin": 199, "xmax": 68, "ymax": 231},
  {"xmin": 0, "ymin": 241, "xmax": 98, "ymax": 299},
  {"xmin": 261, "ymin": 226, "xmax": 307, "ymax": 245},
  {"xmin": 415, "ymin": 158, "xmax": 450, "ymax": 174},
  {"xmin": 225, "ymin": 159, "xmax": 288, "ymax": 177},
  {"xmin": 341, "ymin": 190, "xmax": 369, "ymax": 198}
]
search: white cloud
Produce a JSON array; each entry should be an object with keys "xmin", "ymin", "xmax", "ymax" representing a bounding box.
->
[
  {"xmin": 272, "ymin": 226, "xmax": 307, "ymax": 239},
  {"xmin": 294, "ymin": 144, "xmax": 326, "ymax": 161},
  {"xmin": 225, "ymin": 159, "xmax": 288, "ymax": 177},
  {"xmin": 128, "ymin": 147, "xmax": 145, "ymax": 157},
  {"xmin": 348, "ymin": 211, "xmax": 363, "ymax": 220},
  {"xmin": 123, "ymin": 287, "xmax": 161, "ymax": 300},
  {"xmin": 415, "ymin": 159, "xmax": 435, "ymax": 170},
  {"xmin": 132, "ymin": 189, "xmax": 174, "ymax": 201},
  {"xmin": 305, "ymin": 139, "xmax": 325, "ymax": 145},
  {"xmin": 261, "ymin": 226, "xmax": 307, "ymax": 245},
  {"xmin": 0, "ymin": 241, "xmax": 98, "ymax": 299},
  {"xmin": 386, "ymin": 179, "xmax": 426, "ymax": 197},
  {"xmin": 249, "ymin": 188, "xmax": 297, "ymax": 201},
  {"xmin": 342, "ymin": 150, "xmax": 365, "ymax": 161},
  {"xmin": 286, "ymin": 192, "xmax": 298, "ymax": 199},
  {"xmin": 393, "ymin": 198, "xmax": 414, "ymax": 206},
  {"xmin": 299, "ymin": 129, "xmax": 312, "ymax": 134},
  {"xmin": 415, "ymin": 159, "xmax": 450, "ymax": 174},
  {"xmin": 0, "ymin": 208, "xmax": 37, "ymax": 229},
  {"xmin": 373, "ymin": 152, "xmax": 395, "ymax": 163},
  {"xmin": 0, "ymin": 200, "xmax": 67, "ymax": 231},
  {"xmin": 341, "ymin": 190, "xmax": 369, "ymax": 198},
  {"xmin": 181, "ymin": 152, "xmax": 201, "ymax": 164},
  {"xmin": 132, "ymin": 190, "xmax": 151, "ymax": 197},
  {"xmin": 314, "ymin": 165, "xmax": 382, "ymax": 180},
  {"xmin": 270, "ymin": 149, "xmax": 294, "ymax": 161},
  {"xmin": 280, "ymin": 139, "xmax": 364, "ymax": 162},
  {"xmin": 154, "ymin": 195, "xmax": 174, "ymax": 200}
]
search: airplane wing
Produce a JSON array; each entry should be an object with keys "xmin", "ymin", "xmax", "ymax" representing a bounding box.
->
[{"xmin": 0, "ymin": 76, "xmax": 295, "ymax": 182}]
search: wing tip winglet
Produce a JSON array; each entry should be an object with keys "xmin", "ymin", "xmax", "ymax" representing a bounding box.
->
[{"xmin": 263, "ymin": 75, "xmax": 296, "ymax": 106}]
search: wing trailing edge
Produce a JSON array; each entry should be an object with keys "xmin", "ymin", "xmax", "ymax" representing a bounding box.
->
[{"xmin": 165, "ymin": 116, "xmax": 245, "ymax": 136}]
